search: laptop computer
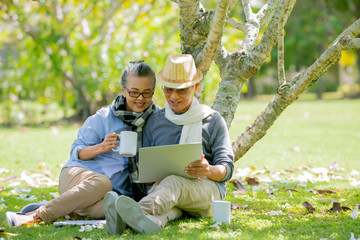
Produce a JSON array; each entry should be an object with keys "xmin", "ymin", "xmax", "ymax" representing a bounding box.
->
[{"xmin": 137, "ymin": 142, "xmax": 202, "ymax": 183}]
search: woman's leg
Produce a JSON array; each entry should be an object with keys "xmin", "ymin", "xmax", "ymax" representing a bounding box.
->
[{"xmin": 36, "ymin": 166, "xmax": 112, "ymax": 223}]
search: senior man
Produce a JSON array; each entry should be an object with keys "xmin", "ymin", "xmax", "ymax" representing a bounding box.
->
[{"xmin": 104, "ymin": 53, "xmax": 234, "ymax": 234}]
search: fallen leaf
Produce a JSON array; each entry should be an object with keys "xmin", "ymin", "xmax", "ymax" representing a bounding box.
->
[
  {"xmin": 245, "ymin": 177, "xmax": 259, "ymax": 186},
  {"xmin": 229, "ymin": 179, "xmax": 250, "ymax": 191},
  {"xmin": 267, "ymin": 210, "xmax": 283, "ymax": 216},
  {"xmin": 231, "ymin": 203, "xmax": 240, "ymax": 211},
  {"xmin": 291, "ymin": 146, "xmax": 301, "ymax": 152},
  {"xmin": 0, "ymin": 229, "xmax": 20, "ymax": 236},
  {"xmin": 252, "ymin": 167, "xmax": 270, "ymax": 175},
  {"xmin": 266, "ymin": 188, "xmax": 276, "ymax": 197},
  {"xmin": 350, "ymin": 208, "xmax": 358, "ymax": 219},
  {"xmin": 350, "ymin": 169, "xmax": 359, "ymax": 176},
  {"xmin": 209, "ymin": 222, "xmax": 222, "ymax": 230},
  {"xmin": 302, "ymin": 201, "xmax": 316, "ymax": 213},
  {"xmin": 329, "ymin": 162, "xmax": 344, "ymax": 172},
  {"xmin": 316, "ymin": 189, "xmax": 338, "ymax": 195},
  {"xmin": 284, "ymin": 187, "xmax": 298, "ymax": 192},
  {"xmin": 288, "ymin": 191, "xmax": 294, "ymax": 198},
  {"xmin": 0, "ymin": 176, "xmax": 18, "ymax": 182},
  {"xmin": 327, "ymin": 201, "xmax": 351, "ymax": 213},
  {"xmin": 0, "ymin": 168, "xmax": 9, "ymax": 174}
]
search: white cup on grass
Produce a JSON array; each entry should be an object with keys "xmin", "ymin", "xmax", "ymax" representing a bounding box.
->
[{"xmin": 212, "ymin": 200, "xmax": 231, "ymax": 224}]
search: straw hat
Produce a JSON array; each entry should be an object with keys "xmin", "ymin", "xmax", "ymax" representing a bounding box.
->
[{"xmin": 156, "ymin": 54, "xmax": 203, "ymax": 89}]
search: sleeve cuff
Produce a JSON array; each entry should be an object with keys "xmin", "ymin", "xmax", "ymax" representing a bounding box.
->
[{"xmin": 71, "ymin": 145, "xmax": 86, "ymax": 160}]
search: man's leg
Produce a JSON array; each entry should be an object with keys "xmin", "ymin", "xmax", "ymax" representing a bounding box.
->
[
  {"xmin": 119, "ymin": 175, "xmax": 220, "ymax": 229},
  {"xmin": 139, "ymin": 175, "xmax": 220, "ymax": 218},
  {"xmin": 37, "ymin": 167, "xmax": 112, "ymax": 223}
]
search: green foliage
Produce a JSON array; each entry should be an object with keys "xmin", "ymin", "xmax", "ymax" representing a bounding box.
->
[{"xmin": 0, "ymin": 0, "xmax": 180, "ymax": 121}]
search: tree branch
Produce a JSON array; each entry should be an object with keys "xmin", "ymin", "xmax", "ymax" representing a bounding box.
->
[
  {"xmin": 232, "ymin": 18, "xmax": 360, "ymax": 161},
  {"xmin": 277, "ymin": 28, "xmax": 286, "ymax": 84},
  {"xmin": 242, "ymin": 0, "xmax": 253, "ymax": 20},
  {"xmin": 240, "ymin": 0, "xmax": 260, "ymax": 53},
  {"xmin": 243, "ymin": 0, "xmax": 295, "ymax": 74},
  {"xmin": 342, "ymin": 37, "xmax": 360, "ymax": 50},
  {"xmin": 226, "ymin": 16, "xmax": 244, "ymax": 31},
  {"xmin": 197, "ymin": 0, "xmax": 230, "ymax": 72},
  {"xmin": 256, "ymin": 0, "xmax": 281, "ymax": 30}
]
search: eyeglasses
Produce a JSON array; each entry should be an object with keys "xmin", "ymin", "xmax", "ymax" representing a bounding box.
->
[
  {"xmin": 162, "ymin": 86, "xmax": 193, "ymax": 95},
  {"xmin": 124, "ymin": 86, "xmax": 154, "ymax": 98}
]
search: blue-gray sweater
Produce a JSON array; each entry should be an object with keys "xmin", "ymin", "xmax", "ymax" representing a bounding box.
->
[{"xmin": 142, "ymin": 108, "xmax": 234, "ymax": 199}]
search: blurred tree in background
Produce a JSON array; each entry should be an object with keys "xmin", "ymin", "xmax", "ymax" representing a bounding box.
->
[
  {"xmin": 255, "ymin": 0, "xmax": 360, "ymax": 99},
  {"xmin": 0, "ymin": 0, "xmax": 179, "ymax": 124},
  {"xmin": 0, "ymin": 0, "xmax": 359, "ymax": 126}
]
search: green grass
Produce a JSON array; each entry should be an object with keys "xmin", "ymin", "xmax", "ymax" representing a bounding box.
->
[{"xmin": 1, "ymin": 99, "xmax": 360, "ymax": 239}]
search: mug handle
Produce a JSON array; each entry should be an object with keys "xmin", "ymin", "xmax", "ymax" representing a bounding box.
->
[{"xmin": 111, "ymin": 134, "xmax": 121, "ymax": 152}]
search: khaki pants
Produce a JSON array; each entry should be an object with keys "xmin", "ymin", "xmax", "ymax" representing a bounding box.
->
[
  {"xmin": 37, "ymin": 166, "xmax": 112, "ymax": 223},
  {"xmin": 139, "ymin": 175, "xmax": 221, "ymax": 227}
]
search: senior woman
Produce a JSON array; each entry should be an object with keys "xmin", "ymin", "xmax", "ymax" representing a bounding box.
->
[{"xmin": 6, "ymin": 61, "xmax": 157, "ymax": 233}]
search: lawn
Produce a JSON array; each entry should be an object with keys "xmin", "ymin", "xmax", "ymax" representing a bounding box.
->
[{"xmin": 0, "ymin": 99, "xmax": 360, "ymax": 240}]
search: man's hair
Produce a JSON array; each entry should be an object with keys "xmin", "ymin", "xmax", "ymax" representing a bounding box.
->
[{"xmin": 121, "ymin": 61, "xmax": 156, "ymax": 88}]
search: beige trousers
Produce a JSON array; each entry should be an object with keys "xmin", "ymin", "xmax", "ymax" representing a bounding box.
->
[
  {"xmin": 139, "ymin": 175, "xmax": 221, "ymax": 227},
  {"xmin": 36, "ymin": 166, "xmax": 112, "ymax": 223}
]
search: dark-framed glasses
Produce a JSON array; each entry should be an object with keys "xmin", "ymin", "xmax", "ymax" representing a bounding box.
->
[
  {"xmin": 124, "ymin": 86, "xmax": 154, "ymax": 98},
  {"xmin": 162, "ymin": 86, "xmax": 193, "ymax": 95}
]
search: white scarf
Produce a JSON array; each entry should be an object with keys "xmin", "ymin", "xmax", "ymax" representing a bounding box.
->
[{"xmin": 165, "ymin": 97, "xmax": 214, "ymax": 144}]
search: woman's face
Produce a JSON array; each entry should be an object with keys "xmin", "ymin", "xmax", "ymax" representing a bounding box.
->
[{"xmin": 121, "ymin": 73, "xmax": 154, "ymax": 113}]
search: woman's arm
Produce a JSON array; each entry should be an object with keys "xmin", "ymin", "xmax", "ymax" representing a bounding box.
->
[{"xmin": 78, "ymin": 132, "xmax": 119, "ymax": 160}]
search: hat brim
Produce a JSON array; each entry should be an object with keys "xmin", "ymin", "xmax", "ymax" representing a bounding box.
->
[{"xmin": 156, "ymin": 69, "xmax": 203, "ymax": 89}]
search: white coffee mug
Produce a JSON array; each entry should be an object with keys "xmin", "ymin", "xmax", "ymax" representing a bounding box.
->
[
  {"xmin": 212, "ymin": 200, "xmax": 231, "ymax": 224},
  {"xmin": 112, "ymin": 131, "xmax": 137, "ymax": 157}
]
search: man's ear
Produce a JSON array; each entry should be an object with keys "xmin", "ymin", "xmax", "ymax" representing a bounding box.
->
[
  {"xmin": 121, "ymin": 86, "xmax": 125, "ymax": 96},
  {"xmin": 194, "ymin": 83, "xmax": 200, "ymax": 93}
]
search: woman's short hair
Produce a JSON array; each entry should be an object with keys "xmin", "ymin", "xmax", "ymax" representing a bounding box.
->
[{"xmin": 121, "ymin": 60, "xmax": 156, "ymax": 88}]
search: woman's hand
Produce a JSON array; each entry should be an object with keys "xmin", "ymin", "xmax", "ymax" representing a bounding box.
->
[
  {"xmin": 78, "ymin": 132, "xmax": 119, "ymax": 160},
  {"xmin": 101, "ymin": 132, "xmax": 119, "ymax": 152}
]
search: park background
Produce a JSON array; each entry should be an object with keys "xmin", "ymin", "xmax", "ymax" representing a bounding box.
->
[{"xmin": 0, "ymin": 0, "xmax": 360, "ymax": 239}]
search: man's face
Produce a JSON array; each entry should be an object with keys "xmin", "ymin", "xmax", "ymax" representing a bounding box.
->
[{"xmin": 163, "ymin": 83, "xmax": 199, "ymax": 114}]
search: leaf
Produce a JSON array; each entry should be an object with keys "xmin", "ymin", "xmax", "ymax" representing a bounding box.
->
[
  {"xmin": 0, "ymin": 176, "xmax": 18, "ymax": 182},
  {"xmin": 302, "ymin": 201, "xmax": 316, "ymax": 213},
  {"xmin": 351, "ymin": 208, "xmax": 358, "ymax": 219},
  {"xmin": 284, "ymin": 187, "xmax": 298, "ymax": 192},
  {"xmin": 316, "ymin": 189, "xmax": 338, "ymax": 195},
  {"xmin": 231, "ymin": 203, "xmax": 248, "ymax": 211},
  {"xmin": 327, "ymin": 201, "xmax": 351, "ymax": 213},
  {"xmin": 245, "ymin": 177, "xmax": 260, "ymax": 186},
  {"xmin": 0, "ymin": 168, "xmax": 9, "ymax": 174},
  {"xmin": 229, "ymin": 179, "xmax": 250, "ymax": 191},
  {"xmin": 266, "ymin": 188, "xmax": 276, "ymax": 197},
  {"xmin": 0, "ymin": 229, "xmax": 20, "ymax": 236}
]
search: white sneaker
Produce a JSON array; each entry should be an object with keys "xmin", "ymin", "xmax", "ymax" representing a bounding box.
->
[
  {"xmin": 103, "ymin": 191, "xmax": 126, "ymax": 234},
  {"xmin": 6, "ymin": 212, "xmax": 19, "ymax": 227},
  {"xmin": 115, "ymin": 195, "xmax": 161, "ymax": 234}
]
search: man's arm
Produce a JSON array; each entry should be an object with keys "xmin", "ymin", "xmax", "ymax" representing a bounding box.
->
[{"xmin": 185, "ymin": 154, "xmax": 227, "ymax": 181}]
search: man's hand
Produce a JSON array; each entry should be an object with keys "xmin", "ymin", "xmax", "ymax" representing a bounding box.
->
[
  {"xmin": 185, "ymin": 154, "xmax": 210, "ymax": 179},
  {"xmin": 185, "ymin": 154, "xmax": 227, "ymax": 181}
]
